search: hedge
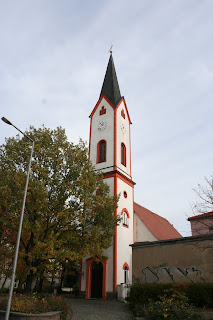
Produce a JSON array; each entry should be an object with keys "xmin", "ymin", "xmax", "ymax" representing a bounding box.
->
[
  {"xmin": 130, "ymin": 283, "xmax": 213, "ymax": 308},
  {"xmin": 186, "ymin": 283, "xmax": 213, "ymax": 307}
]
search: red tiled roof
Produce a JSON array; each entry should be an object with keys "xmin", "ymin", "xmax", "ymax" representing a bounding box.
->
[
  {"xmin": 134, "ymin": 202, "xmax": 182, "ymax": 240},
  {"xmin": 188, "ymin": 211, "xmax": 213, "ymax": 221}
]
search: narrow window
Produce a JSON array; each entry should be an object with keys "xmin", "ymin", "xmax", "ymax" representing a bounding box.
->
[
  {"xmin": 100, "ymin": 141, "xmax": 106, "ymax": 162},
  {"xmin": 97, "ymin": 140, "xmax": 106, "ymax": 163},
  {"xmin": 121, "ymin": 143, "xmax": 126, "ymax": 166},
  {"xmin": 124, "ymin": 266, "xmax": 128, "ymax": 283},
  {"xmin": 123, "ymin": 263, "xmax": 129, "ymax": 284}
]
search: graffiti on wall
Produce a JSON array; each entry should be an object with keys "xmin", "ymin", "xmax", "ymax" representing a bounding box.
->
[{"xmin": 141, "ymin": 266, "xmax": 205, "ymax": 283}]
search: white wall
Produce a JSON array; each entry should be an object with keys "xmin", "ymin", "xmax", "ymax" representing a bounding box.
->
[
  {"xmin": 134, "ymin": 213, "xmax": 158, "ymax": 242},
  {"xmin": 90, "ymin": 97, "xmax": 114, "ymax": 173},
  {"xmin": 116, "ymin": 178, "xmax": 134, "ymax": 285},
  {"xmin": 86, "ymin": 96, "xmax": 134, "ymax": 293},
  {"xmin": 116, "ymin": 101, "xmax": 131, "ymax": 178}
]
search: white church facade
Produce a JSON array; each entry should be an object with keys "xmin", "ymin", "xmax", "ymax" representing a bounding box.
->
[{"xmin": 79, "ymin": 54, "xmax": 181, "ymax": 300}]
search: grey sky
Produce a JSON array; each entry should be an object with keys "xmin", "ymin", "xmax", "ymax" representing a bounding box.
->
[{"xmin": 0, "ymin": 0, "xmax": 212, "ymax": 236}]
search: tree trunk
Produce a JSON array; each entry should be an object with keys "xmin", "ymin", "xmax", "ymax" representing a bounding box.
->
[
  {"xmin": 59, "ymin": 266, "xmax": 66, "ymax": 291},
  {"xmin": 50, "ymin": 277, "xmax": 54, "ymax": 289},
  {"xmin": 38, "ymin": 276, "xmax": 44, "ymax": 292},
  {"xmin": 25, "ymin": 270, "xmax": 34, "ymax": 293},
  {"xmin": 18, "ymin": 279, "xmax": 23, "ymax": 291},
  {"xmin": 1, "ymin": 277, "xmax": 7, "ymax": 289}
]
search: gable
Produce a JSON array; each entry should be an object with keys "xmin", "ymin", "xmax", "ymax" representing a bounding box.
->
[
  {"xmin": 89, "ymin": 94, "xmax": 115, "ymax": 119},
  {"xmin": 134, "ymin": 202, "xmax": 182, "ymax": 241},
  {"xmin": 134, "ymin": 213, "xmax": 158, "ymax": 242}
]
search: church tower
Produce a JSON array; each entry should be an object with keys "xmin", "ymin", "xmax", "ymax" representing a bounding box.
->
[{"xmin": 80, "ymin": 54, "xmax": 135, "ymax": 299}]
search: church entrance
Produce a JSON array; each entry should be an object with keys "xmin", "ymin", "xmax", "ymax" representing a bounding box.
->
[
  {"xmin": 91, "ymin": 262, "xmax": 103, "ymax": 298},
  {"xmin": 85, "ymin": 258, "xmax": 107, "ymax": 300}
]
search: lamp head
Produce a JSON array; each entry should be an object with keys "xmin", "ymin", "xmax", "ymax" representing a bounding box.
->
[{"xmin": 1, "ymin": 117, "xmax": 12, "ymax": 125}]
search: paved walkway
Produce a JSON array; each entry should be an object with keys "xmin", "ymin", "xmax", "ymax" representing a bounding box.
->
[{"xmin": 68, "ymin": 299, "xmax": 134, "ymax": 320}]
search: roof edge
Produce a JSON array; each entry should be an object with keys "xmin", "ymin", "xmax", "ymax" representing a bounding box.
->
[
  {"xmin": 188, "ymin": 211, "xmax": 213, "ymax": 221},
  {"xmin": 130, "ymin": 233, "xmax": 213, "ymax": 248}
]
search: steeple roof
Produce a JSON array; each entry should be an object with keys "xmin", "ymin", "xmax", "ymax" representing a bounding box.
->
[{"xmin": 100, "ymin": 54, "xmax": 122, "ymax": 107}]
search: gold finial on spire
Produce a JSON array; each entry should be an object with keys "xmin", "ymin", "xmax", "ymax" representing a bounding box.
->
[{"xmin": 109, "ymin": 45, "xmax": 113, "ymax": 54}]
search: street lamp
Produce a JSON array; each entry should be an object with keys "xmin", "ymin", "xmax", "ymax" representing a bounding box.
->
[{"xmin": 1, "ymin": 117, "xmax": 34, "ymax": 320}]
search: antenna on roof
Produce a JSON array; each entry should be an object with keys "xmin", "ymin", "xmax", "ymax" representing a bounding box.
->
[{"xmin": 109, "ymin": 45, "xmax": 113, "ymax": 54}]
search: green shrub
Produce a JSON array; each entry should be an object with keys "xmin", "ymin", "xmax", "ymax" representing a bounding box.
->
[
  {"xmin": 146, "ymin": 304, "xmax": 204, "ymax": 320},
  {"xmin": 130, "ymin": 283, "xmax": 213, "ymax": 309},
  {"xmin": 139, "ymin": 289, "xmax": 205, "ymax": 320},
  {"xmin": 186, "ymin": 283, "xmax": 213, "ymax": 308},
  {"xmin": 129, "ymin": 283, "xmax": 172, "ymax": 308},
  {"xmin": 0, "ymin": 294, "xmax": 72, "ymax": 320}
]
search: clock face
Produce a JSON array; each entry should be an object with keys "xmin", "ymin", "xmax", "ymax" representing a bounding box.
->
[
  {"xmin": 98, "ymin": 120, "xmax": 107, "ymax": 131},
  {"xmin": 120, "ymin": 123, "xmax": 126, "ymax": 133}
]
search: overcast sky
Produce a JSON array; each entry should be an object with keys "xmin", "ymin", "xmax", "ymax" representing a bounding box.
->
[{"xmin": 0, "ymin": 0, "xmax": 212, "ymax": 236}]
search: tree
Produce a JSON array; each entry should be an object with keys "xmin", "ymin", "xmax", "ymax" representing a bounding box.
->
[
  {"xmin": 0, "ymin": 235, "xmax": 13, "ymax": 289},
  {"xmin": 0, "ymin": 126, "xmax": 118, "ymax": 292},
  {"xmin": 189, "ymin": 176, "xmax": 213, "ymax": 236},
  {"xmin": 192, "ymin": 176, "xmax": 213, "ymax": 214}
]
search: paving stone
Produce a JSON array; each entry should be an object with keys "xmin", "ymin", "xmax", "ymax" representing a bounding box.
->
[{"xmin": 67, "ymin": 299, "xmax": 134, "ymax": 320}]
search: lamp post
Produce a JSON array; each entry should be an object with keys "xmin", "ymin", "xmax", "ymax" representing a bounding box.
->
[{"xmin": 1, "ymin": 117, "xmax": 34, "ymax": 320}]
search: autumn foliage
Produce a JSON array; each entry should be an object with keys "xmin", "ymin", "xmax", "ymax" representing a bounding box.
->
[{"xmin": 0, "ymin": 126, "xmax": 118, "ymax": 292}]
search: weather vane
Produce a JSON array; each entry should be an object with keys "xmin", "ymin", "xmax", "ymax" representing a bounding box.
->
[{"xmin": 109, "ymin": 45, "xmax": 113, "ymax": 54}]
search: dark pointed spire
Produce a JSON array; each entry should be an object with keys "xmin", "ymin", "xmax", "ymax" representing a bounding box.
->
[{"xmin": 100, "ymin": 54, "xmax": 122, "ymax": 107}]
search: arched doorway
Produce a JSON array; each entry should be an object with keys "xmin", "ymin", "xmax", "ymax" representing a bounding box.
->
[
  {"xmin": 85, "ymin": 258, "xmax": 107, "ymax": 300},
  {"xmin": 91, "ymin": 262, "xmax": 103, "ymax": 298}
]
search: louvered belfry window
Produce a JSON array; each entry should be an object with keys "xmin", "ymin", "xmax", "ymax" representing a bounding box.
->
[
  {"xmin": 121, "ymin": 143, "xmax": 126, "ymax": 166},
  {"xmin": 97, "ymin": 140, "xmax": 106, "ymax": 163},
  {"xmin": 100, "ymin": 141, "xmax": 106, "ymax": 162}
]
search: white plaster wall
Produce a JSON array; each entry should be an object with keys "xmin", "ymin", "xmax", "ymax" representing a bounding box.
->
[
  {"xmin": 90, "ymin": 98, "xmax": 114, "ymax": 172},
  {"xmin": 116, "ymin": 101, "xmax": 131, "ymax": 178},
  {"xmin": 116, "ymin": 178, "xmax": 134, "ymax": 285},
  {"xmin": 104, "ymin": 176, "xmax": 114, "ymax": 196},
  {"xmin": 102, "ymin": 177, "xmax": 114, "ymax": 292},
  {"xmin": 103, "ymin": 245, "xmax": 114, "ymax": 292},
  {"xmin": 134, "ymin": 213, "xmax": 158, "ymax": 242}
]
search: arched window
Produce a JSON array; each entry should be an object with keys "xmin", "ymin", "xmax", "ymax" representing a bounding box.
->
[
  {"xmin": 121, "ymin": 208, "xmax": 129, "ymax": 227},
  {"xmin": 121, "ymin": 143, "xmax": 126, "ymax": 166},
  {"xmin": 97, "ymin": 140, "xmax": 106, "ymax": 163},
  {"xmin": 123, "ymin": 212, "xmax": 128, "ymax": 226}
]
